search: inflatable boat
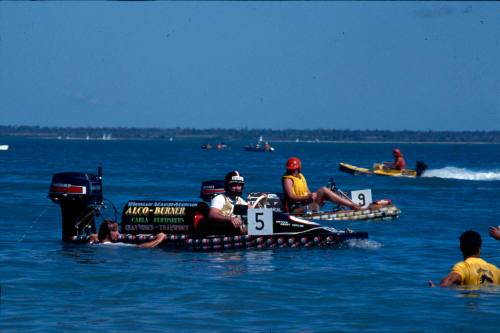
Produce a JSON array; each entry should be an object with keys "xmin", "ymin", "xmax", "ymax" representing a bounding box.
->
[
  {"xmin": 246, "ymin": 192, "xmax": 400, "ymax": 221},
  {"xmin": 244, "ymin": 136, "xmax": 274, "ymax": 152},
  {"xmin": 48, "ymin": 168, "xmax": 367, "ymax": 250},
  {"xmin": 339, "ymin": 161, "xmax": 427, "ymax": 178}
]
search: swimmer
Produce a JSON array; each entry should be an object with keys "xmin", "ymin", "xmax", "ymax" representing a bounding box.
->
[
  {"xmin": 92, "ymin": 219, "xmax": 166, "ymax": 248},
  {"xmin": 429, "ymin": 230, "xmax": 500, "ymax": 286}
]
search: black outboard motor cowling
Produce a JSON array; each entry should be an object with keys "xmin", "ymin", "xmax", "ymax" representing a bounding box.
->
[
  {"xmin": 48, "ymin": 168, "xmax": 103, "ymax": 241},
  {"xmin": 200, "ymin": 180, "xmax": 225, "ymax": 202},
  {"xmin": 415, "ymin": 161, "xmax": 428, "ymax": 177}
]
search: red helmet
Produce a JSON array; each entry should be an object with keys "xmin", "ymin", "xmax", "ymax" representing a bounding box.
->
[
  {"xmin": 286, "ymin": 157, "xmax": 301, "ymax": 171},
  {"xmin": 393, "ymin": 148, "xmax": 402, "ymax": 157}
]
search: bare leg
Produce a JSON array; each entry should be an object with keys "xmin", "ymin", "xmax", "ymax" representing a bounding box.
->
[{"xmin": 315, "ymin": 187, "xmax": 361, "ymax": 210}]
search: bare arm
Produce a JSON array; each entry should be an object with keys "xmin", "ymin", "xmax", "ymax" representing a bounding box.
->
[
  {"xmin": 138, "ymin": 232, "xmax": 167, "ymax": 248},
  {"xmin": 209, "ymin": 207, "xmax": 242, "ymax": 229},
  {"xmin": 438, "ymin": 272, "xmax": 462, "ymax": 287},
  {"xmin": 282, "ymin": 178, "xmax": 311, "ymax": 203}
]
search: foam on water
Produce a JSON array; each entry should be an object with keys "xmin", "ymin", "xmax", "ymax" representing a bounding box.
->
[
  {"xmin": 346, "ymin": 238, "xmax": 382, "ymax": 249},
  {"xmin": 422, "ymin": 167, "xmax": 500, "ymax": 181},
  {"xmin": 98, "ymin": 242, "xmax": 135, "ymax": 247}
]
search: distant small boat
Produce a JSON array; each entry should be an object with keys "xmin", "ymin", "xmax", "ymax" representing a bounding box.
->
[
  {"xmin": 216, "ymin": 142, "xmax": 228, "ymax": 150},
  {"xmin": 0, "ymin": 145, "xmax": 9, "ymax": 151},
  {"xmin": 244, "ymin": 136, "xmax": 275, "ymax": 152},
  {"xmin": 202, "ymin": 143, "xmax": 229, "ymax": 150}
]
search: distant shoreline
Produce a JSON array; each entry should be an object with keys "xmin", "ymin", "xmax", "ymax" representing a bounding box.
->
[
  {"xmin": 0, "ymin": 125, "xmax": 499, "ymax": 144},
  {"xmin": 30, "ymin": 137, "xmax": 500, "ymax": 144}
]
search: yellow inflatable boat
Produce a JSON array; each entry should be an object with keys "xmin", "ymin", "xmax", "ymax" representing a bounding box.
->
[{"xmin": 339, "ymin": 161, "xmax": 427, "ymax": 178}]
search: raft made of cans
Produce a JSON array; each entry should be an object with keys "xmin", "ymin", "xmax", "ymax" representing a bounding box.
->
[
  {"xmin": 246, "ymin": 192, "xmax": 401, "ymax": 222},
  {"xmin": 296, "ymin": 204, "xmax": 400, "ymax": 221},
  {"xmin": 48, "ymin": 168, "xmax": 368, "ymax": 250},
  {"xmin": 70, "ymin": 228, "xmax": 364, "ymax": 251}
]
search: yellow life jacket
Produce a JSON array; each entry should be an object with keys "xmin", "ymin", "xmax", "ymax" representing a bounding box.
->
[{"xmin": 282, "ymin": 173, "xmax": 309, "ymax": 196}]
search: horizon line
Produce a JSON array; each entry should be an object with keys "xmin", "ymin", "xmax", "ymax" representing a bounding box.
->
[{"xmin": 0, "ymin": 125, "xmax": 498, "ymax": 133}]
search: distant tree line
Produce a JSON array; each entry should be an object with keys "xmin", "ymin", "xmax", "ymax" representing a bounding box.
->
[{"xmin": 0, "ymin": 125, "xmax": 499, "ymax": 143}]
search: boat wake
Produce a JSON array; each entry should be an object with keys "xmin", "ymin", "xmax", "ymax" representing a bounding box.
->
[
  {"xmin": 422, "ymin": 167, "xmax": 500, "ymax": 181},
  {"xmin": 346, "ymin": 239, "xmax": 382, "ymax": 249}
]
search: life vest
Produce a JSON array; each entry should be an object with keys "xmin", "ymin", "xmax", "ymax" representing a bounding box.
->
[
  {"xmin": 219, "ymin": 195, "xmax": 245, "ymax": 216},
  {"xmin": 282, "ymin": 173, "xmax": 309, "ymax": 212},
  {"xmin": 282, "ymin": 173, "xmax": 309, "ymax": 196},
  {"xmin": 394, "ymin": 156, "xmax": 406, "ymax": 170}
]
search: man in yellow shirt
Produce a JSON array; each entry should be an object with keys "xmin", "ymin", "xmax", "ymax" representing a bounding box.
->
[{"xmin": 438, "ymin": 230, "xmax": 500, "ymax": 286}]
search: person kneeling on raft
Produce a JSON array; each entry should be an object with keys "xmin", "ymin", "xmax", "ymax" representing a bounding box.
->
[{"xmin": 383, "ymin": 148, "xmax": 406, "ymax": 171}]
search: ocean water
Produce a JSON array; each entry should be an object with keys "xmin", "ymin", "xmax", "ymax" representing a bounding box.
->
[{"xmin": 1, "ymin": 137, "xmax": 500, "ymax": 332}]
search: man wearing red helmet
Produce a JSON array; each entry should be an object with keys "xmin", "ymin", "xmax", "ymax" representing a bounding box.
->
[
  {"xmin": 282, "ymin": 157, "xmax": 360, "ymax": 213},
  {"xmin": 209, "ymin": 170, "xmax": 248, "ymax": 235},
  {"xmin": 384, "ymin": 148, "xmax": 406, "ymax": 171}
]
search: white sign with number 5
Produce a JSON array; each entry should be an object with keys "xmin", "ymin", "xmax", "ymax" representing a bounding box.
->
[
  {"xmin": 247, "ymin": 208, "xmax": 273, "ymax": 235},
  {"xmin": 350, "ymin": 189, "xmax": 373, "ymax": 208}
]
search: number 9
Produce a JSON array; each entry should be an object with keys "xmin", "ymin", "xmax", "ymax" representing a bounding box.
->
[{"xmin": 358, "ymin": 193, "xmax": 366, "ymax": 207}]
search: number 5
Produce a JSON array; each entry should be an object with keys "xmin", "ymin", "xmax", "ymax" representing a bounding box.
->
[
  {"xmin": 248, "ymin": 208, "xmax": 273, "ymax": 235},
  {"xmin": 255, "ymin": 212, "xmax": 264, "ymax": 230}
]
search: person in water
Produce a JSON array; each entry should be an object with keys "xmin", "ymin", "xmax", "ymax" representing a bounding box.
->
[
  {"xmin": 92, "ymin": 219, "xmax": 167, "ymax": 248},
  {"xmin": 282, "ymin": 157, "xmax": 361, "ymax": 213},
  {"xmin": 383, "ymin": 148, "xmax": 406, "ymax": 171},
  {"xmin": 433, "ymin": 230, "xmax": 500, "ymax": 286},
  {"xmin": 209, "ymin": 170, "xmax": 248, "ymax": 235}
]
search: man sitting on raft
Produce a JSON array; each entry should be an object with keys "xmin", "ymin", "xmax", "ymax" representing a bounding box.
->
[
  {"xmin": 282, "ymin": 157, "xmax": 361, "ymax": 213},
  {"xmin": 383, "ymin": 148, "xmax": 406, "ymax": 171},
  {"xmin": 209, "ymin": 171, "xmax": 248, "ymax": 235}
]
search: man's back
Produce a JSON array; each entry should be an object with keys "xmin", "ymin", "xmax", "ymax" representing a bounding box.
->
[{"xmin": 452, "ymin": 257, "xmax": 500, "ymax": 285}]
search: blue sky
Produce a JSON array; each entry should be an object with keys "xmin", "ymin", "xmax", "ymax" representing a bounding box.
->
[{"xmin": 0, "ymin": 2, "xmax": 498, "ymax": 130}]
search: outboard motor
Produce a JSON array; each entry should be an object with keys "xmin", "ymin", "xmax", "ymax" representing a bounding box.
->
[
  {"xmin": 415, "ymin": 161, "xmax": 428, "ymax": 177},
  {"xmin": 200, "ymin": 180, "xmax": 225, "ymax": 202},
  {"xmin": 48, "ymin": 167, "xmax": 103, "ymax": 241}
]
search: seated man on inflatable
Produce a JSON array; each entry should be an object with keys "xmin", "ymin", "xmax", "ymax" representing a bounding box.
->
[
  {"xmin": 282, "ymin": 157, "xmax": 360, "ymax": 213},
  {"xmin": 208, "ymin": 171, "xmax": 248, "ymax": 235},
  {"xmin": 383, "ymin": 148, "xmax": 406, "ymax": 171}
]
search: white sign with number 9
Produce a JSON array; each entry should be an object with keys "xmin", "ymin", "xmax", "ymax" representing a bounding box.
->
[
  {"xmin": 350, "ymin": 189, "xmax": 373, "ymax": 208},
  {"xmin": 247, "ymin": 208, "xmax": 273, "ymax": 235}
]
